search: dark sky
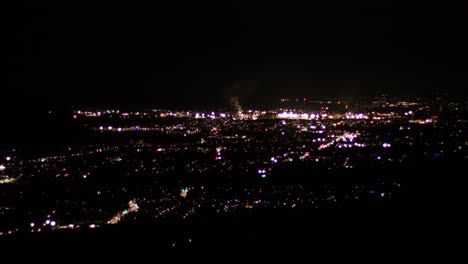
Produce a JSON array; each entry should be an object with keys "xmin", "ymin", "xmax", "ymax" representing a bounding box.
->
[{"xmin": 6, "ymin": 2, "xmax": 468, "ymax": 111}]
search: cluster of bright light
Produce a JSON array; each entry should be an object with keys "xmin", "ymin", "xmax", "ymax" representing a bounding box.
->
[
  {"xmin": 41, "ymin": 219, "xmax": 56, "ymax": 227},
  {"xmin": 318, "ymin": 142, "xmax": 332, "ymax": 150},
  {"xmin": 215, "ymin": 146, "xmax": 223, "ymax": 160},
  {"xmin": 299, "ymin": 152, "xmax": 310, "ymax": 160},
  {"xmin": 337, "ymin": 143, "xmax": 364, "ymax": 148},
  {"xmin": 194, "ymin": 112, "xmax": 232, "ymax": 119},
  {"xmin": 257, "ymin": 169, "xmax": 267, "ymax": 178},
  {"xmin": 0, "ymin": 177, "xmax": 17, "ymax": 184},
  {"xmin": 317, "ymin": 132, "xmax": 363, "ymax": 150},
  {"xmin": 382, "ymin": 143, "xmax": 392, "ymax": 148},
  {"xmin": 0, "ymin": 164, "xmax": 5, "ymax": 171},
  {"xmin": 277, "ymin": 112, "xmax": 319, "ymax": 119},
  {"xmin": 107, "ymin": 199, "xmax": 140, "ymax": 224},
  {"xmin": 345, "ymin": 113, "xmax": 368, "ymax": 119},
  {"xmin": 278, "ymin": 112, "xmax": 298, "ymax": 119},
  {"xmin": 180, "ymin": 188, "xmax": 188, "ymax": 198}
]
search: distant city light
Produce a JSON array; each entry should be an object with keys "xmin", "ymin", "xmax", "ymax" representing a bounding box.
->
[
  {"xmin": 0, "ymin": 165, "xmax": 5, "ymax": 171},
  {"xmin": 180, "ymin": 188, "xmax": 188, "ymax": 198}
]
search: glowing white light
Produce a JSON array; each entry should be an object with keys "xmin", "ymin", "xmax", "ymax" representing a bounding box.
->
[
  {"xmin": 83, "ymin": 175, "xmax": 87, "ymax": 179},
  {"xmin": 301, "ymin": 113, "xmax": 309, "ymax": 119},
  {"xmin": 99, "ymin": 126, "xmax": 104, "ymax": 130},
  {"xmin": 108, "ymin": 126, "xmax": 113, "ymax": 130},
  {"xmin": 0, "ymin": 165, "xmax": 5, "ymax": 171},
  {"xmin": 310, "ymin": 114, "xmax": 316, "ymax": 119},
  {"xmin": 45, "ymin": 220, "xmax": 51, "ymax": 225},
  {"xmin": 50, "ymin": 221, "xmax": 56, "ymax": 227},
  {"xmin": 5, "ymin": 157, "xmax": 11, "ymax": 161},
  {"xmin": 180, "ymin": 188, "xmax": 188, "ymax": 198},
  {"xmin": 89, "ymin": 224, "xmax": 96, "ymax": 228},
  {"xmin": 30, "ymin": 223, "xmax": 35, "ymax": 227},
  {"xmin": 117, "ymin": 128, "xmax": 122, "ymax": 132},
  {"xmin": 220, "ymin": 113, "xmax": 226, "ymax": 118}
]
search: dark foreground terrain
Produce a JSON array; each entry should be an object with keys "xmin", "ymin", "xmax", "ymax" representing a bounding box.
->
[{"xmin": 1, "ymin": 159, "xmax": 465, "ymax": 261}]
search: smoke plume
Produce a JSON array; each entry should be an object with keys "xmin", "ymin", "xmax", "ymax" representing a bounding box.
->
[{"xmin": 229, "ymin": 96, "xmax": 243, "ymax": 113}]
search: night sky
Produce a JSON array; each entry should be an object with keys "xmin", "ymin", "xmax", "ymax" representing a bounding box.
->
[{"xmin": 6, "ymin": 2, "xmax": 468, "ymax": 111}]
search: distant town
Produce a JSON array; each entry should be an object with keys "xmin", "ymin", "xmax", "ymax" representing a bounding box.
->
[{"xmin": 1, "ymin": 96, "xmax": 466, "ymax": 247}]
